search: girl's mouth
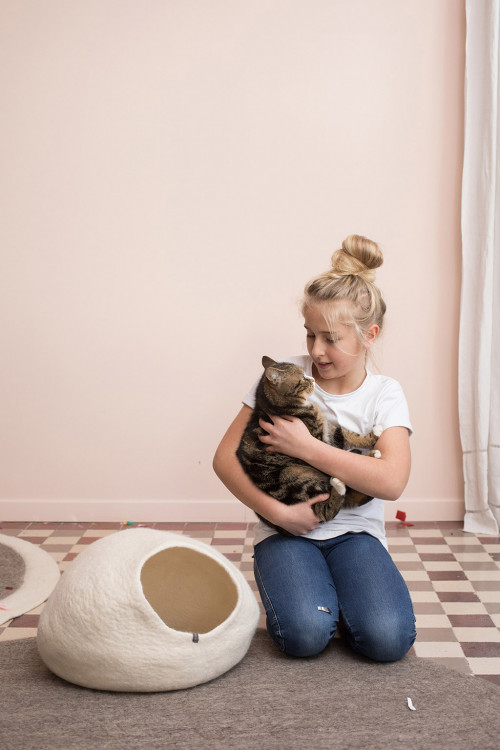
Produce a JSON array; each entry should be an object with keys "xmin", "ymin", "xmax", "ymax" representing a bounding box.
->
[{"xmin": 316, "ymin": 362, "xmax": 332, "ymax": 370}]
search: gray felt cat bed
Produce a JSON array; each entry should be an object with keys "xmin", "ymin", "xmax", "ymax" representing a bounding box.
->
[{"xmin": 37, "ymin": 528, "xmax": 259, "ymax": 692}]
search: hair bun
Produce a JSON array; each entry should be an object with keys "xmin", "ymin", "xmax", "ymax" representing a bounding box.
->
[{"xmin": 329, "ymin": 234, "xmax": 383, "ymax": 283}]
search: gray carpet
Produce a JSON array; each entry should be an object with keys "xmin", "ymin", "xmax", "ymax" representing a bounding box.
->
[
  {"xmin": 1, "ymin": 631, "xmax": 500, "ymax": 750},
  {"xmin": 0, "ymin": 534, "xmax": 60, "ymax": 624},
  {"xmin": 0, "ymin": 542, "xmax": 25, "ymax": 599}
]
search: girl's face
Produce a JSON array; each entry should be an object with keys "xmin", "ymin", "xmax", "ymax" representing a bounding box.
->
[{"xmin": 303, "ymin": 302, "xmax": 378, "ymax": 395}]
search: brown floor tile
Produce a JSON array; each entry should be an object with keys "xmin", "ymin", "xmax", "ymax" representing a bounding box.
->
[
  {"xmin": 419, "ymin": 553, "xmax": 457, "ymax": 562},
  {"xmin": 413, "ymin": 603, "xmax": 446, "ymax": 615},
  {"xmin": 427, "ymin": 570, "xmax": 468, "ymax": 581},
  {"xmin": 0, "ymin": 522, "xmax": 30, "ymax": 529},
  {"xmin": 41, "ymin": 544, "xmax": 74, "ymax": 553},
  {"xmin": 484, "ymin": 604, "xmax": 500, "ymax": 614},
  {"xmin": 461, "ymin": 642, "xmax": 500, "ymax": 658},
  {"xmin": 411, "ymin": 537, "xmax": 448, "ymax": 545},
  {"xmin": 59, "ymin": 522, "xmax": 94, "ymax": 529},
  {"xmin": 211, "ymin": 538, "xmax": 248, "ymax": 546},
  {"xmin": 415, "ymin": 628, "xmax": 457, "ymax": 641},
  {"xmin": 216, "ymin": 523, "xmax": 250, "ymax": 530},
  {"xmin": 10, "ymin": 614, "xmax": 40, "ymax": 628},
  {"xmin": 478, "ymin": 537, "xmax": 500, "ymax": 544},
  {"xmin": 406, "ymin": 580, "xmax": 435, "ymax": 591},
  {"xmin": 473, "ymin": 580, "xmax": 500, "ymax": 590},
  {"xmin": 460, "ymin": 561, "xmax": 500, "ymax": 570},
  {"xmin": 153, "ymin": 523, "xmax": 186, "ymax": 530},
  {"xmin": 89, "ymin": 522, "xmax": 124, "ymax": 529},
  {"xmin": 448, "ymin": 545, "xmax": 485, "ymax": 553},
  {"xmin": 437, "ymin": 592, "xmax": 481, "ymax": 603},
  {"xmin": 448, "ymin": 614, "xmax": 496, "ymax": 628},
  {"xmin": 478, "ymin": 674, "xmax": 500, "ymax": 686},
  {"xmin": 181, "ymin": 523, "xmax": 217, "ymax": 530},
  {"xmin": 26, "ymin": 523, "xmax": 62, "ymax": 530}
]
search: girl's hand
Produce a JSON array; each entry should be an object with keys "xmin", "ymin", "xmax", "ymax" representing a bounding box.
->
[
  {"xmin": 271, "ymin": 494, "xmax": 329, "ymax": 536},
  {"xmin": 258, "ymin": 415, "xmax": 316, "ymax": 460}
]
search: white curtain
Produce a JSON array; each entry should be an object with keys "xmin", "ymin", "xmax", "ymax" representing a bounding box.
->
[{"xmin": 459, "ymin": 0, "xmax": 500, "ymax": 535}]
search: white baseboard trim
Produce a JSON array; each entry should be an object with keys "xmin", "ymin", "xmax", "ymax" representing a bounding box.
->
[
  {"xmin": 384, "ymin": 497, "xmax": 465, "ymax": 523},
  {"xmin": 1, "ymin": 497, "xmax": 464, "ymax": 523}
]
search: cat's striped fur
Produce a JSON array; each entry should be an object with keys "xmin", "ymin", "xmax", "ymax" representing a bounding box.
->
[{"xmin": 237, "ymin": 356, "xmax": 381, "ymax": 535}]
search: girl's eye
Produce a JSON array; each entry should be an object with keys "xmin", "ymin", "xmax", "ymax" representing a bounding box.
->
[{"xmin": 327, "ymin": 338, "xmax": 339, "ymax": 345}]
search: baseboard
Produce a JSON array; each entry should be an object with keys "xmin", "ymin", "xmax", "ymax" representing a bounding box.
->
[
  {"xmin": 384, "ymin": 497, "xmax": 465, "ymax": 523},
  {"xmin": 1, "ymin": 497, "xmax": 464, "ymax": 523}
]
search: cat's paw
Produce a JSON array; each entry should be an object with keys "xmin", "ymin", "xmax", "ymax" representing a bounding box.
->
[
  {"xmin": 330, "ymin": 477, "xmax": 346, "ymax": 496},
  {"xmin": 373, "ymin": 424, "xmax": 383, "ymax": 438},
  {"xmin": 371, "ymin": 449, "xmax": 382, "ymax": 459}
]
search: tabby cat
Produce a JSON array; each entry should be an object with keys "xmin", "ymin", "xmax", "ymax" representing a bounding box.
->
[{"xmin": 236, "ymin": 356, "xmax": 382, "ymax": 534}]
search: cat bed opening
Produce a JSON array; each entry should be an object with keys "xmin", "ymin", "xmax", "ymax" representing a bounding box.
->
[
  {"xmin": 140, "ymin": 547, "xmax": 238, "ymax": 633},
  {"xmin": 37, "ymin": 528, "xmax": 259, "ymax": 692}
]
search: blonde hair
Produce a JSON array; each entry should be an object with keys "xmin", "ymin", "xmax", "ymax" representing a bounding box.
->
[{"xmin": 302, "ymin": 234, "xmax": 387, "ymax": 344}]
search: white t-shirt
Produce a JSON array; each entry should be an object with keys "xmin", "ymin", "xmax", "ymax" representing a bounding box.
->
[{"xmin": 242, "ymin": 355, "xmax": 412, "ymax": 549}]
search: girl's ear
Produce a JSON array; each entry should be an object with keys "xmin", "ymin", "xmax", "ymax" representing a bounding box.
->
[{"xmin": 364, "ymin": 324, "xmax": 380, "ymax": 348}]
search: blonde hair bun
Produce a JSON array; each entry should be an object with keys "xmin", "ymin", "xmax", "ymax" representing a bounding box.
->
[{"xmin": 329, "ymin": 234, "xmax": 383, "ymax": 283}]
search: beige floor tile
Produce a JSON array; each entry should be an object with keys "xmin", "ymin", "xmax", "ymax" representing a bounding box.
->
[
  {"xmin": 476, "ymin": 590, "xmax": 500, "ymax": 603},
  {"xmin": 413, "ymin": 641, "xmax": 465, "ymax": 658},
  {"xmin": 400, "ymin": 570, "xmax": 432, "ymax": 581},
  {"xmin": 466, "ymin": 657, "xmax": 500, "ymax": 675},
  {"xmin": 18, "ymin": 530, "xmax": 50, "ymax": 538},
  {"xmin": 391, "ymin": 553, "xmax": 421, "ymax": 562},
  {"xmin": 415, "ymin": 614, "xmax": 452, "ymax": 628},
  {"xmin": 431, "ymin": 580, "xmax": 475, "ymax": 592},
  {"xmin": 465, "ymin": 570, "xmax": 500, "ymax": 581},
  {"xmin": 422, "ymin": 561, "xmax": 463, "ymax": 571},
  {"xmin": 408, "ymin": 591, "xmax": 441, "ymax": 603},
  {"xmin": 454, "ymin": 553, "xmax": 494, "ymax": 563},
  {"xmin": 414, "ymin": 545, "xmax": 452, "ymax": 554},
  {"xmin": 444, "ymin": 536, "xmax": 479, "ymax": 545},
  {"xmin": 41, "ymin": 537, "xmax": 80, "ymax": 546},
  {"xmin": 440, "ymin": 601, "xmax": 489, "ymax": 615},
  {"xmin": 452, "ymin": 628, "xmax": 500, "ymax": 642}
]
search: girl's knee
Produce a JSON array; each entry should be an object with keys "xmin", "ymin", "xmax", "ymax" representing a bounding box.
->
[
  {"xmin": 349, "ymin": 615, "xmax": 416, "ymax": 663},
  {"xmin": 267, "ymin": 609, "xmax": 337, "ymax": 658}
]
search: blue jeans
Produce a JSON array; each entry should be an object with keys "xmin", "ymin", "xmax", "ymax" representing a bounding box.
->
[{"xmin": 254, "ymin": 532, "xmax": 416, "ymax": 661}]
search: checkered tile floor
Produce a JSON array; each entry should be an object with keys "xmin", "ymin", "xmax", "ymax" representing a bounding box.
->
[{"xmin": 2, "ymin": 520, "xmax": 500, "ymax": 686}]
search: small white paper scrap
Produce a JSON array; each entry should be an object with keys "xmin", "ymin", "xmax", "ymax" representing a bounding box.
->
[{"xmin": 407, "ymin": 697, "xmax": 416, "ymax": 711}]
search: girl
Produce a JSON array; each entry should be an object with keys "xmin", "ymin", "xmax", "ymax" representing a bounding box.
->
[{"xmin": 213, "ymin": 235, "xmax": 416, "ymax": 661}]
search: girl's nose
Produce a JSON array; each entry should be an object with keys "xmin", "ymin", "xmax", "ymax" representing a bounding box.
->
[{"xmin": 312, "ymin": 338, "xmax": 325, "ymax": 357}]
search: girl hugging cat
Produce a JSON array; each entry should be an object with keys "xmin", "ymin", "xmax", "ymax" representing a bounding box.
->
[{"xmin": 213, "ymin": 234, "xmax": 416, "ymax": 662}]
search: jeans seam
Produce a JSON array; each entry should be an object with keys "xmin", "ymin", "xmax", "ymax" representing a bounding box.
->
[{"xmin": 254, "ymin": 555, "xmax": 285, "ymax": 652}]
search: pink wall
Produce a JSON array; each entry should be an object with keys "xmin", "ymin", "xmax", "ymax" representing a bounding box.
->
[{"xmin": 0, "ymin": 0, "xmax": 465, "ymax": 522}]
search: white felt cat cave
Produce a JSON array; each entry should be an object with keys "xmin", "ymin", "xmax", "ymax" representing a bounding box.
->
[{"xmin": 37, "ymin": 528, "xmax": 259, "ymax": 691}]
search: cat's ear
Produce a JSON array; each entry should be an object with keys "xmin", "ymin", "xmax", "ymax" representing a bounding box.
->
[
  {"xmin": 262, "ymin": 356, "xmax": 277, "ymax": 369},
  {"xmin": 264, "ymin": 367, "xmax": 284, "ymax": 386}
]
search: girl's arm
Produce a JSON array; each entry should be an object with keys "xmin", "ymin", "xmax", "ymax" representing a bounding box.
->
[
  {"xmin": 213, "ymin": 405, "xmax": 329, "ymax": 537},
  {"xmin": 258, "ymin": 416, "xmax": 411, "ymax": 501}
]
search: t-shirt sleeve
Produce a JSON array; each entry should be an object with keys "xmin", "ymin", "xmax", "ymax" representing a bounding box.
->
[
  {"xmin": 374, "ymin": 380, "xmax": 413, "ymax": 436},
  {"xmin": 242, "ymin": 377, "xmax": 259, "ymax": 409}
]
